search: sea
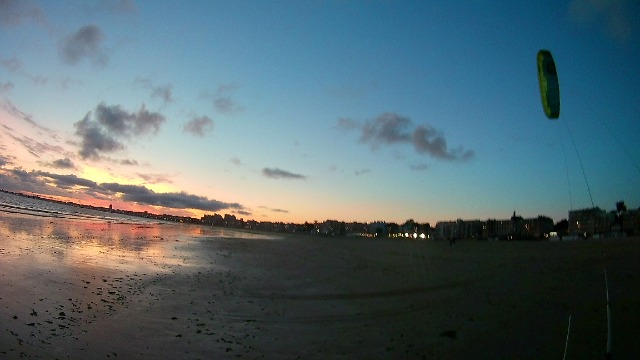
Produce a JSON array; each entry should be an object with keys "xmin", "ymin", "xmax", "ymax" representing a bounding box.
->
[{"xmin": 0, "ymin": 191, "xmax": 161, "ymax": 225}]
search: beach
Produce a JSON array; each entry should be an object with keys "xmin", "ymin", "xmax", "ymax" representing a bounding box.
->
[{"xmin": 1, "ymin": 208, "xmax": 639, "ymax": 359}]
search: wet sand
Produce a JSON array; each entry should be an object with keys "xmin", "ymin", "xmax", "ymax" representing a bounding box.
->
[{"xmin": 1, "ymin": 211, "xmax": 639, "ymax": 359}]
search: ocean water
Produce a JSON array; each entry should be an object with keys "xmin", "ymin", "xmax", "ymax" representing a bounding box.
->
[
  {"xmin": 0, "ymin": 191, "xmax": 282, "ymax": 241},
  {"xmin": 0, "ymin": 191, "xmax": 160, "ymax": 225}
]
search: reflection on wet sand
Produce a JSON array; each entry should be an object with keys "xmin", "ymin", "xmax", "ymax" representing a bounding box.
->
[{"xmin": 0, "ymin": 212, "xmax": 181, "ymax": 273}]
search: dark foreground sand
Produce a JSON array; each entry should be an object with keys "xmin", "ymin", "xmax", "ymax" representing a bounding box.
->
[{"xmin": 1, "ymin": 212, "xmax": 639, "ymax": 359}]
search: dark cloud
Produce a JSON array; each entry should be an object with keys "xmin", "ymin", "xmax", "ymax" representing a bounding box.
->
[
  {"xmin": 341, "ymin": 112, "xmax": 474, "ymax": 162},
  {"xmin": 74, "ymin": 103, "xmax": 165, "ymax": 159},
  {"xmin": 0, "ymin": 0, "xmax": 47, "ymax": 27},
  {"xmin": 0, "ymin": 168, "xmax": 244, "ymax": 214},
  {"xmin": 50, "ymin": 158, "xmax": 76, "ymax": 169},
  {"xmin": 361, "ymin": 113, "xmax": 412, "ymax": 146},
  {"xmin": 101, "ymin": 182, "xmax": 243, "ymax": 212},
  {"xmin": 94, "ymin": 103, "xmax": 129, "ymax": 134},
  {"xmin": 262, "ymin": 168, "xmax": 307, "ymax": 180},
  {"xmin": 130, "ymin": 105, "xmax": 164, "ymax": 135},
  {"xmin": 36, "ymin": 171, "xmax": 98, "ymax": 189},
  {"xmin": 119, "ymin": 158, "xmax": 138, "ymax": 166},
  {"xmin": 0, "ymin": 153, "xmax": 15, "ymax": 167},
  {"xmin": 59, "ymin": 24, "xmax": 108, "ymax": 66},
  {"xmin": 0, "ymin": 168, "xmax": 69, "ymax": 196},
  {"xmin": 183, "ymin": 116, "xmax": 213, "ymax": 137},
  {"xmin": 412, "ymin": 125, "xmax": 474, "ymax": 161},
  {"xmin": 93, "ymin": 103, "xmax": 164, "ymax": 136},
  {"xmin": 151, "ymin": 84, "xmax": 174, "ymax": 105},
  {"xmin": 209, "ymin": 83, "xmax": 243, "ymax": 114},
  {"xmin": 74, "ymin": 114, "xmax": 125, "ymax": 159}
]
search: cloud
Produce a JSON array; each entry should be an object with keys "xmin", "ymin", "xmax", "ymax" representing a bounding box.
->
[
  {"xmin": 48, "ymin": 157, "xmax": 76, "ymax": 169},
  {"xmin": 1, "ymin": 99, "xmax": 53, "ymax": 133},
  {"xmin": 262, "ymin": 167, "xmax": 307, "ymax": 180},
  {"xmin": 136, "ymin": 173, "xmax": 173, "ymax": 184},
  {"xmin": 57, "ymin": 77, "xmax": 82, "ymax": 90},
  {"xmin": 1, "ymin": 57, "xmax": 22, "ymax": 72},
  {"xmin": 31, "ymin": 75, "xmax": 48, "ymax": 85},
  {"xmin": 74, "ymin": 115, "xmax": 125, "ymax": 159},
  {"xmin": 59, "ymin": 24, "xmax": 108, "ymax": 66},
  {"xmin": 119, "ymin": 158, "xmax": 138, "ymax": 166},
  {"xmin": 0, "ymin": 168, "xmax": 72, "ymax": 196},
  {"xmin": 74, "ymin": 103, "xmax": 165, "ymax": 159},
  {"xmin": 230, "ymin": 157, "xmax": 243, "ymax": 166},
  {"xmin": 360, "ymin": 113, "xmax": 413, "ymax": 146},
  {"xmin": 0, "ymin": 81, "xmax": 13, "ymax": 93},
  {"xmin": 36, "ymin": 171, "xmax": 98, "ymax": 189},
  {"xmin": 258, "ymin": 205, "xmax": 289, "ymax": 213},
  {"xmin": 0, "ymin": 153, "xmax": 15, "ymax": 167},
  {"xmin": 568, "ymin": 0, "xmax": 638, "ymax": 41},
  {"xmin": 5, "ymin": 133, "xmax": 66, "ymax": 159},
  {"xmin": 134, "ymin": 78, "xmax": 175, "ymax": 105},
  {"xmin": 183, "ymin": 116, "xmax": 213, "ymax": 137},
  {"xmin": 0, "ymin": 167, "xmax": 245, "ymax": 214},
  {"xmin": 337, "ymin": 118, "xmax": 360, "ymax": 130},
  {"xmin": 412, "ymin": 125, "xmax": 474, "ymax": 161},
  {"xmin": 410, "ymin": 163, "xmax": 430, "ymax": 171},
  {"xmin": 101, "ymin": 182, "xmax": 243, "ymax": 212},
  {"xmin": 150, "ymin": 84, "xmax": 174, "ymax": 105},
  {"xmin": 0, "ymin": 0, "xmax": 47, "ymax": 28},
  {"xmin": 340, "ymin": 112, "xmax": 474, "ymax": 162},
  {"xmin": 204, "ymin": 83, "xmax": 244, "ymax": 114},
  {"xmin": 1, "ymin": 57, "xmax": 50, "ymax": 86}
]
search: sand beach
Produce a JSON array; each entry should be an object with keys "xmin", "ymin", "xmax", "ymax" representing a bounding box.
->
[{"xmin": 1, "ymin": 206, "xmax": 639, "ymax": 359}]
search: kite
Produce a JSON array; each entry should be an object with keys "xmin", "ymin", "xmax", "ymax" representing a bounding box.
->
[{"xmin": 537, "ymin": 50, "xmax": 560, "ymax": 119}]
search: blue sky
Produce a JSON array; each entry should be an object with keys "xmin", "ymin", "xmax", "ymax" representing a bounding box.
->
[{"xmin": 1, "ymin": 0, "xmax": 639, "ymax": 224}]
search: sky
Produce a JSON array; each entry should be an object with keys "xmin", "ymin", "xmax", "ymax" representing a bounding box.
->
[{"xmin": 1, "ymin": 0, "xmax": 639, "ymax": 225}]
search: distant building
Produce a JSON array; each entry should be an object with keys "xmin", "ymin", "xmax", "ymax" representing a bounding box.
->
[
  {"xmin": 202, "ymin": 213, "xmax": 224, "ymax": 226},
  {"xmin": 368, "ymin": 221, "xmax": 387, "ymax": 237},
  {"xmin": 436, "ymin": 212, "xmax": 553, "ymax": 241},
  {"xmin": 568, "ymin": 207, "xmax": 609, "ymax": 236},
  {"xmin": 435, "ymin": 219, "xmax": 483, "ymax": 240},
  {"xmin": 622, "ymin": 208, "xmax": 640, "ymax": 235}
]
